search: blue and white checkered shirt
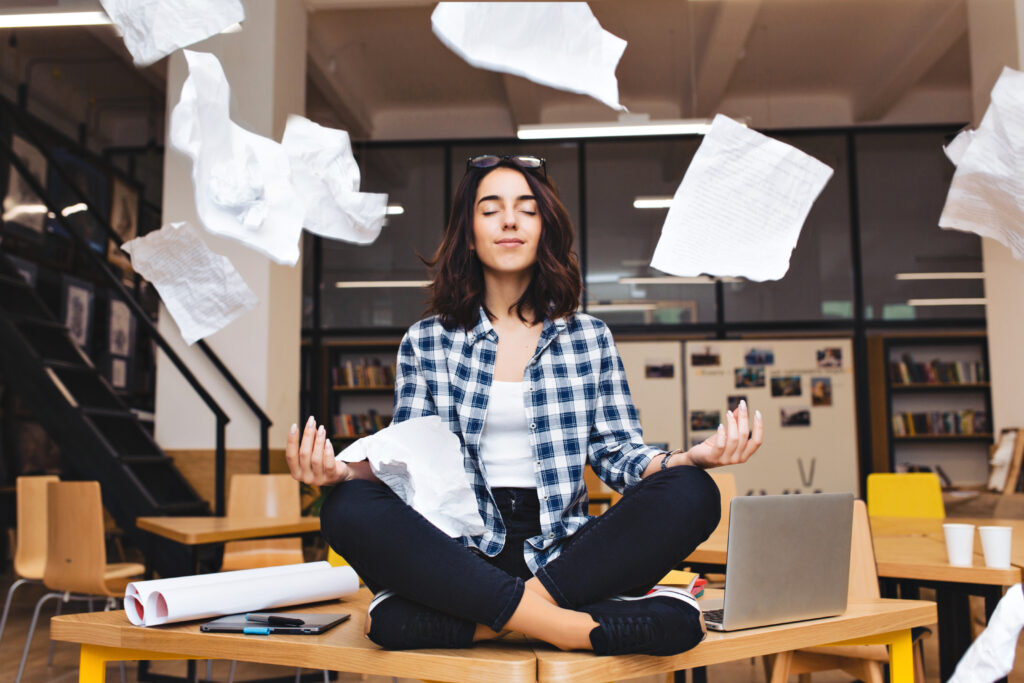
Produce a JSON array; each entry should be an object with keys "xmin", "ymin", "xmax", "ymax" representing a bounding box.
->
[{"xmin": 393, "ymin": 307, "xmax": 663, "ymax": 573}]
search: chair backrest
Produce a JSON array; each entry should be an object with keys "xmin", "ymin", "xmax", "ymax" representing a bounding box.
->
[
  {"xmin": 43, "ymin": 481, "xmax": 111, "ymax": 595},
  {"xmin": 848, "ymin": 500, "xmax": 880, "ymax": 600},
  {"xmin": 707, "ymin": 471, "xmax": 736, "ymax": 543},
  {"xmin": 13, "ymin": 475, "xmax": 59, "ymax": 579},
  {"xmin": 866, "ymin": 472, "xmax": 945, "ymax": 518},
  {"xmin": 227, "ymin": 474, "xmax": 301, "ymax": 518}
]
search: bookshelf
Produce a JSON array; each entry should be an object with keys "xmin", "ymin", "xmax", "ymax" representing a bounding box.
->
[
  {"xmin": 322, "ymin": 339, "xmax": 399, "ymax": 451},
  {"xmin": 868, "ymin": 333, "xmax": 992, "ymax": 488}
]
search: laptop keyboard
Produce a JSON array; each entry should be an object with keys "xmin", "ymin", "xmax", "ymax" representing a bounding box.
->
[{"xmin": 703, "ymin": 608, "xmax": 724, "ymax": 623}]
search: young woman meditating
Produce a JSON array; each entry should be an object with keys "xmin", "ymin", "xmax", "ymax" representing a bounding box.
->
[{"xmin": 286, "ymin": 154, "xmax": 764, "ymax": 656}]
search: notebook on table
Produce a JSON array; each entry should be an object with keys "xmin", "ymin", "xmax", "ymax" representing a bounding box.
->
[
  {"xmin": 200, "ymin": 612, "xmax": 350, "ymax": 635},
  {"xmin": 702, "ymin": 493, "xmax": 854, "ymax": 632}
]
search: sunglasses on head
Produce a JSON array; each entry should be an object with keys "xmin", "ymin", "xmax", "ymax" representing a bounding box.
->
[{"xmin": 466, "ymin": 154, "xmax": 547, "ymax": 178}]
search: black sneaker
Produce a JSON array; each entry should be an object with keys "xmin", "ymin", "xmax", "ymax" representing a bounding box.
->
[
  {"xmin": 583, "ymin": 586, "xmax": 706, "ymax": 656},
  {"xmin": 365, "ymin": 590, "xmax": 476, "ymax": 650}
]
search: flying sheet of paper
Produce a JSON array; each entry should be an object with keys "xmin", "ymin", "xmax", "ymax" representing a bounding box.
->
[
  {"xmin": 944, "ymin": 128, "xmax": 974, "ymax": 166},
  {"xmin": 338, "ymin": 415, "xmax": 486, "ymax": 539},
  {"xmin": 431, "ymin": 2, "xmax": 627, "ymax": 111},
  {"xmin": 121, "ymin": 221, "xmax": 258, "ymax": 345},
  {"xmin": 281, "ymin": 115, "xmax": 388, "ymax": 245},
  {"xmin": 170, "ymin": 50, "xmax": 303, "ymax": 265},
  {"xmin": 939, "ymin": 66, "xmax": 1024, "ymax": 259},
  {"xmin": 650, "ymin": 115, "xmax": 834, "ymax": 282},
  {"xmin": 949, "ymin": 582, "xmax": 1024, "ymax": 683},
  {"xmin": 99, "ymin": 0, "xmax": 244, "ymax": 67}
]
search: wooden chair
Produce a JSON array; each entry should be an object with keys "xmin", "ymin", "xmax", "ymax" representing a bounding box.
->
[
  {"xmin": 220, "ymin": 474, "xmax": 304, "ymax": 571},
  {"xmin": 15, "ymin": 481, "xmax": 143, "ymax": 682},
  {"xmin": 0, "ymin": 475, "xmax": 58, "ymax": 653},
  {"xmin": 866, "ymin": 472, "xmax": 945, "ymax": 518},
  {"xmin": 767, "ymin": 500, "xmax": 928, "ymax": 683}
]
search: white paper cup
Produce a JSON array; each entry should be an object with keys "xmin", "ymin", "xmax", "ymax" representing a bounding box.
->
[
  {"xmin": 943, "ymin": 523, "xmax": 975, "ymax": 567},
  {"xmin": 979, "ymin": 526, "xmax": 1013, "ymax": 569}
]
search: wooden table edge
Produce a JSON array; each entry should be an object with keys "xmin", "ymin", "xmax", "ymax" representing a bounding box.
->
[{"xmin": 134, "ymin": 517, "xmax": 321, "ymax": 545}]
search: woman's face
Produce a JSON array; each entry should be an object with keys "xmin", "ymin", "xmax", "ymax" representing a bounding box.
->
[{"xmin": 471, "ymin": 167, "xmax": 542, "ymax": 279}]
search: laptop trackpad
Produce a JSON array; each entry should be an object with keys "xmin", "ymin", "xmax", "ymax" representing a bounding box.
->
[{"xmin": 699, "ymin": 597, "xmax": 723, "ymax": 611}]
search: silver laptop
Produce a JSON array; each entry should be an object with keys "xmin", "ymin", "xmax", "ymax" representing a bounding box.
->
[{"xmin": 703, "ymin": 493, "xmax": 854, "ymax": 631}]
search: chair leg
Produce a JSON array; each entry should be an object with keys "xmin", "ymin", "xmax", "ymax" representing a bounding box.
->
[
  {"xmin": 120, "ymin": 661, "xmax": 128, "ymax": 683},
  {"xmin": 228, "ymin": 660, "xmax": 237, "ymax": 683},
  {"xmin": 770, "ymin": 651, "xmax": 794, "ymax": 683},
  {"xmin": 295, "ymin": 668, "xmax": 302, "ymax": 682},
  {"xmin": 207, "ymin": 659, "xmax": 213, "ymax": 681},
  {"xmin": 15, "ymin": 592, "xmax": 61, "ymax": 683},
  {"xmin": 47, "ymin": 594, "xmax": 64, "ymax": 665},
  {"xmin": 0, "ymin": 578, "xmax": 31, "ymax": 649}
]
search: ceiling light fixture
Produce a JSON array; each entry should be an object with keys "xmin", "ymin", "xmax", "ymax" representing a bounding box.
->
[
  {"xmin": 618, "ymin": 276, "xmax": 742, "ymax": 285},
  {"xmin": 586, "ymin": 302, "xmax": 659, "ymax": 312},
  {"xmin": 518, "ymin": 118, "xmax": 714, "ymax": 140},
  {"xmin": 0, "ymin": 11, "xmax": 112, "ymax": 28},
  {"xmin": 335, "ymin": 280, "xmax": 430, "ymax": 289},
  {"xmin": 385, "ymin": 204, "xmax": 405, "ymax": 216},
  {"xmin": 906, "ymin": 298, "xmax": 987, "ymax": 306},
  {"xmin": 895, "ymin": 272, "xmax": 985, "ymax": 280},
  {"xmin": 633, "ymin": 196, "xmax": 674, "ymax": 209}
]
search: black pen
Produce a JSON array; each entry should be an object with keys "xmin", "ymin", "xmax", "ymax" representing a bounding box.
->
[{"xmin": 245, "ymin": 613, "xmax": 305, "ymax": 627}]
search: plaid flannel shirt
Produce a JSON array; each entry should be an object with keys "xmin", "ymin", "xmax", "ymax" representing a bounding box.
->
[{"xmin": 392, "ymin": 307, "xmax": 663, "ymax": 573}]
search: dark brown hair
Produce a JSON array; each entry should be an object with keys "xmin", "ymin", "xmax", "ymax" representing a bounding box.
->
[{"xmin": 424, "ymin": 160, "xmax": 582, "ymax": 331}]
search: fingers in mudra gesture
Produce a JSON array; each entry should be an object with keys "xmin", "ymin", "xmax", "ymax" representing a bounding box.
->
[
  {"xmin": 685, "ymin": 399, "xmax": 764, "ymax": 469},
  {"xmin": 285, "ymin": 416, "xmax": 349, "ymax": 485}
]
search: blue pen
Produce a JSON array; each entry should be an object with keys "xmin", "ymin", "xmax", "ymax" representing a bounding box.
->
[{"xmin": 243, "ymin": 626, "xmax": 271, "ymax": 635}]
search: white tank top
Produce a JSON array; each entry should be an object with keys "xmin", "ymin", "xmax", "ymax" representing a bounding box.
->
[{"xmin": 480, "ymin": 380, "xmax": 537, "ymax": 488}]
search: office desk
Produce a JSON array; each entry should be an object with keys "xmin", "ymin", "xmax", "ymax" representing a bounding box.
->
[{"xmin": 50, "ymin": 588, "xmax": 934, "ymax": 683}]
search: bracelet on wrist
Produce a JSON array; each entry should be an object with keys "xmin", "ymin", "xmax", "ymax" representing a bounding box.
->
[{"xmin": 660, "ymin": 448, "xmax": 684, "ymax": 471}]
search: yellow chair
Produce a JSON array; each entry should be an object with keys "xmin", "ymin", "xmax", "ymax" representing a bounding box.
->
[
  {"xmin": 866, "ymin": 472, "xmax": 945, "ymax": 518},
  {"xmin": 326, "ymin": 547, "xmax": 348, "ymax": 567},
  {"xmin": 768, "ymin": 500, "xmax": 928, "ymax": 683},
  {"xmin": 220, "ymin": 474, "xmax": 304, "ymax": 571},
  {"xmin": 16, "ymin": 481, "xmax": 144, "ymax": 682},
  {"xmin": 0, "ymin": 476, "xmax": 58, "ymax": 652}
]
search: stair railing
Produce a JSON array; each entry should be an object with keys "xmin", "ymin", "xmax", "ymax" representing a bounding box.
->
[{"xmin": 0, "ymin": 134, "xmax": 240, "ymax": 513}]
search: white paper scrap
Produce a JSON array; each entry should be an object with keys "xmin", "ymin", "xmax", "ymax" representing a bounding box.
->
[
  {"xmin": 99, "ymin": 0, "xmax": 244, "ymax": 67},
  {"xmin": 338, "ymin": 415, "xmax": 486, "ymax": 539},
  {"xmin": 944, "ymin": 128, "xmax": 975, "ymax": 167},
  {"xmin": 170, "ymin": 50, "xmax": 303, "ymax": 265},
  {"xmin": 281, "ymin": 115, "xmax": 388, "ymax": 245},
  {"xmin": 650, "ymin": 115, "xmax": 834, "ymax": 282},
  {"xmin": 125, "ymin": 562, "xmax": 359, "ymax": 626},
  {"xmin": 431, "ymin": 2, "xmax": 627, "ymax": 111},
  {"xmin": 939, "ymin": 66, "xmax": 1024, "ymax": 259},
  {"xmin": 949, "ymin": 582, "xmax": 1024, "ymax": 683},
  {"xmin": 121, "ymin": 221, "xmax": 258, "ymax": 345}
]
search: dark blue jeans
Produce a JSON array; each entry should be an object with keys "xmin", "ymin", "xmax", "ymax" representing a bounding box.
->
[{"xmin": 320, "ymin": 464, "xmax": 720, "ymax": 632}]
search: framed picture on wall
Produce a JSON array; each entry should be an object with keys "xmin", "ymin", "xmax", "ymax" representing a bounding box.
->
[
  {"xmin": 107, "ymin": 177, "xmax": 139, "ymax": 270},
  {"xmin": 108, "ymin": 297, "xmax": 134, "ymax": 358},
  {"xmin": 60, "ymin": 274, "xmax": 95, "ymax": 351},
  {"xmin": 4, "ymin": 135, "xmax": 48, "ymax": 235},
  {"xmin": 110, "ymin": 357, "xmax": 129, "ymax": 390}
]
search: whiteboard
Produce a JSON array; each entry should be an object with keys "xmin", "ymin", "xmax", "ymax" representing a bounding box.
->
[{"xmin": 685, "ymin": 339, "xmax": 859, "ymax": 496}]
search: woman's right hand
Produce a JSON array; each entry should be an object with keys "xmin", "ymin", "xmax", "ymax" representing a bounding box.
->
[{"xmin": 285, "ymin": 416, "xmax": 350, "ymax": 486}]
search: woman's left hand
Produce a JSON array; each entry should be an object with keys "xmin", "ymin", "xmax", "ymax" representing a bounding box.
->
[{"xmin": 678, "ymin": 400, "xmax": 763, "ymax": 469}]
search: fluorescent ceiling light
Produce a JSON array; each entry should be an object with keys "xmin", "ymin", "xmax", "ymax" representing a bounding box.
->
[
  {"xmin": 61, "ymin": 202, "xmax": 88, "ymax": 217},
  {"xmin": 895, "ymin": 272, "xmax": 985, "ymax": 280},
  {"xmin": 335, "ymin": 280, "xmax": 430, "ymax": 289},
  {"xmin": 385, "ymin": 203, "xmax": 404, "ymax": 216},
  {"xmin": 587, "ymin": 302, "xmax": 659, "ymax": 312},
  {"xmin": 0, "ymin": 11, "xmax": 112, "ymax": 28},
  {"xmin": 518, "ymin": 118, "xmax": 714, "ymax": 140},
  {"xmin": 618, "ymin": 276, "xmax": 742, "ymax": 285},
  {"xmin": 907, "ymin": 298, "xmax": 987, "ymax": 306},
  {"xmin": 633, "ymin": 196, "xmax": 674, "ymax": 209}
]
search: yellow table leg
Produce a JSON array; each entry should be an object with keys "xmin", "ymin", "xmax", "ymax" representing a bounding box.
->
[
  {"xmin": 78, "ymin": 644, "xmax": 205, "ymax": 683},
  {"xmin": 821, "ymin": 628, "xmax": 914, "ymax": 683}
]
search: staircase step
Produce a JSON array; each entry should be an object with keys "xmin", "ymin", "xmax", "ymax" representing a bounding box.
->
[
  {"xmin": 85, "ymin": 412, "xmax": 160, "ymax": 455},
  {"xmin": 18, "ymin": 324, "xmax": 88, "ymax": 365},
  {"xmin": 0, "ymin": 280, "xmax": 52, "ymax": 319},
  {"xmin": 16, "ymin": 317, "xmax": 66, "ymax": 330},
  {"xmin": 81, "ymin": 405, "xmax": 135, "ymax": 419},
  {"xmin": 43, "ymin": 358, "xmax": 93, "ymax": 372},
  {"xmin": 120, "ymin": 454, "xmax": 174, "ymax": 465},
  {"xmin": 0, "ymin": 273, "xmax": 31, "ymax": 288},
  {"xmin": 123, "ymin": 460, "xmax": 212, "ymax": 508}
]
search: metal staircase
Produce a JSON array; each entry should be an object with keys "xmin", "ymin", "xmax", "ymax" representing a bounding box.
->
[{"xmin": 0, "ymin": 251, "xmax": 210, "ymax": 578}]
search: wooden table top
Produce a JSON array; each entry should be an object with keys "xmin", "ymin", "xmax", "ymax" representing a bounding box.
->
[
  {"xmin": 869, "ymin": 516, "xmax": 1024, "ymax": 585},
  {"xmin": 134, "ymin": 516, "xmax": 321, "ymax": 545},
  {"xmin": 51, "ymin": 588, "xmax": 934, "ymax": 683}
]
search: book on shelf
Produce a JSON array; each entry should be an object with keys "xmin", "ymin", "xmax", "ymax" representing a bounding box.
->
[
  {"xmin": 888, "ymin": 354, "xmax": 987, "ymax": 386},
  {"xmin": 331, "ymin": 357, "xmax": 397, "ymax": 388},
  {"xmin": 332, "ymin": 410, "xmax": 393, "ymax": 437},
  {"xmin": 891, "ymin": 409, "xmax": 989, "ymax": 437}
]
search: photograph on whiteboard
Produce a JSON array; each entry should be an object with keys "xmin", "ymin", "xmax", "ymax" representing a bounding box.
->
[
  {"xmin": 770, "ymin": 375, "xmax": 802, "ymax": 397},
  {"xmin": 644, "ymin": 361, "xmax": 675, "ymax": 378},
  {"xmin": 811, "ymin": 377, "xmax": 833, "ymax": 406},
  {"xmin": 744, "ymin": 347, "xmax": 775, "ymax": 365},
  {"xmin": 690, "ymin": 345, "xmax": 721, "ymax": 367},
  {"xmin": 734, "ymin": 366, "xmax": 765, "ymax": 388},
  {"xmin": 781, "ymin": 407, "xmax": 811, "ymax": 427},
  {"xmin": 816, "ymin": 347, "xmax": 843, "ymax": 369},
  {"xmin": 690, "ymin": 410, "xmax": 721, "ymax": 431},
  {"xmin": 727, "ymin": 395, "xmax": 746, "ymax": 412}
]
